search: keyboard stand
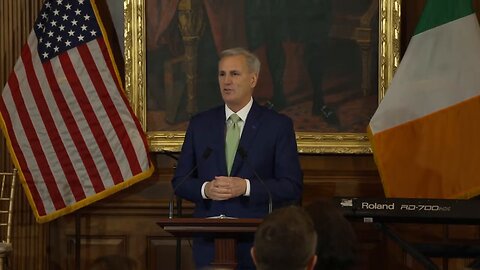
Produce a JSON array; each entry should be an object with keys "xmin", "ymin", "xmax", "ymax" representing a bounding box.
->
[{"xmin": 375, "ymin": 223, "xmax": 439, "ymax": 270}]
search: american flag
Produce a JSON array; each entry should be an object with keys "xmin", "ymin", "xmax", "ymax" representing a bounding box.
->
[{"xmin": 0, "ymin": 0, "xmax": 154, "ymax": 223}]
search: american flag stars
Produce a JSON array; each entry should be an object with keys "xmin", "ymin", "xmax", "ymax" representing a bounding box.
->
[{"xmin": 34, "ymin": 0, "xmax": 101, "ymax": 61}]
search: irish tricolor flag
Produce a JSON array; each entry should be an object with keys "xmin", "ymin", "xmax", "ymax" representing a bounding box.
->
[{"xmin": 369, "ymin": 0, "xmax": 480, "ymax": 198}]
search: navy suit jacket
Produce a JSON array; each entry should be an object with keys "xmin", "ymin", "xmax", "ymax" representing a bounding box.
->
[{"xmin": 172, "ymin": 101, "xmax": 302, "ymax": 218}]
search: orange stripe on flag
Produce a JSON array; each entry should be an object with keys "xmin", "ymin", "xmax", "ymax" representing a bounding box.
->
[{"xmin": 372, "ymin": 95, "xmax": 480, "ymax": 198}]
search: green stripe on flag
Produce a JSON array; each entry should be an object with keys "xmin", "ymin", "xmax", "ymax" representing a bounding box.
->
[{"xmin": 415, "ymin": 0, "xmax": 473, "ymax": 35}]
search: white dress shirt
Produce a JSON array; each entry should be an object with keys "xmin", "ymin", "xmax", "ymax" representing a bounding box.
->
[{"xmin": 201, "ymin": 98, "xmax": 253, "ymax": 199}]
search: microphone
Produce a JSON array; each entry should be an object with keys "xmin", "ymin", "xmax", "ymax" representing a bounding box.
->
[
  {"xmin": 169, "ymin": 147, "xmax": 213, "ymax": 219},
  {"xmin": 265, "ymin": 100, "xmax": 274, "ymax": 109},
  {"xmin": 238, "ymin": 147, "xmax": 272, "ymax": 214},
  {"xmin": 160, "ymin": 149, "xmax": 179, "ymax": 161}
]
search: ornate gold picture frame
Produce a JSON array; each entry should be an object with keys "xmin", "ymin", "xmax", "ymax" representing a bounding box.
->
[{"xmin": 124, "ymin": 0, "xmax": 401, "ymax": 154}]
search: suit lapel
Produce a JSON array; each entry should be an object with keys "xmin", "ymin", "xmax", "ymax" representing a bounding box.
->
[
  {"xmin": 231, "ymin": 102, "xmax": 263, "ymax": 176},
  {"xmin": 212, "ymin": 107, "xmax": 228, "ymax": 176}
]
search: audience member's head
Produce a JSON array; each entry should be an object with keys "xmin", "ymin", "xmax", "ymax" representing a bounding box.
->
[
  {"xmin": 89, "ymin": 255, "xmax": 137, "ymax": 270},
  {"xmin": 251, "ymin": 205, "xmax": 318, "ymax": 270},
  {"xmin": 305, "ymin": 199, "xmax": 357, "ymax": 270}
]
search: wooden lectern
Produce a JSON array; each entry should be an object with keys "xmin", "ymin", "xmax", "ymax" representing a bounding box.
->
[{"xmin": 158, "ymin": 218, "xmax": 262, "ymax": 269}]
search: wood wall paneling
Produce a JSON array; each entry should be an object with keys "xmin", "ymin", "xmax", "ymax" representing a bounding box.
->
[
  {"xmin": 147, "ymin": 238, "xmax": 195, "ymax": 270},
  {"xmin": 47, "ymin": 178, "xmax": 181, "ymax": 270},
  {"xmin": 66, "ymin": 236, "xmax": 127, "ymax": 269}
]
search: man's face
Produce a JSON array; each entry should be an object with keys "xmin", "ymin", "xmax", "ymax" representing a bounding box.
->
[{"xmin": 218, "ymin": 55, "xmax": 258, "ymax": 112}]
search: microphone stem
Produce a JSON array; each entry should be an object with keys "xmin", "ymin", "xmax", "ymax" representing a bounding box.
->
[
  {"xmin": 169, "ymin": 200, "xmax": 174, "ymax": 219},
  {"xmin": 238, "ymin": 148, "xmax": 273, "ymax": 214},
  {"xmin": 162, "ymin": 149, "xmax": 178, "ymax": 219},
  {"xmin": 169, "ymin": 147, "xmax": 213, "ymax": 218},
  {"xmin": 243, "ymin": 156, "xmax": 273, "ymax": 214},
  {"xmin": 269, "ymin": 197, "xmax": 272, "ymax": 214}
]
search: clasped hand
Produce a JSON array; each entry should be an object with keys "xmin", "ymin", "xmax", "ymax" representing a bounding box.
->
[{"xmin": 205, "ymin": 176, "xmax": 246, "ymax": 201}]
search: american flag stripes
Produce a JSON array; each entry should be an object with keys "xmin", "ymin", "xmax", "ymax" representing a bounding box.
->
[{"xmin": 0, "ymin": 0, "xmax": 154, "ymax": 223}]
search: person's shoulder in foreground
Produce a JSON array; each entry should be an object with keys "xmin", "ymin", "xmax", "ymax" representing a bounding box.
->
[{"xmin": 305, "ymin": 199, "xmax": 358, "ymax": 270}]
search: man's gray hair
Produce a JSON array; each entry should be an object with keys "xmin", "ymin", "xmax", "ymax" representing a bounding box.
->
[{"xmin": 219, "ymin": 47, "xmax": 261, "ymax": 74}]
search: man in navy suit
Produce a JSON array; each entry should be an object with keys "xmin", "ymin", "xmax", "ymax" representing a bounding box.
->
[{"xmin": 172, "ymin": 47, "xmax": 302, "ymax": 269}]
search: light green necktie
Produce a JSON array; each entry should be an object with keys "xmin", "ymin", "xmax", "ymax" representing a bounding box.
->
[{"xmin": 225, "ymin": 114, "xmax": 241, "ymax": 175}]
